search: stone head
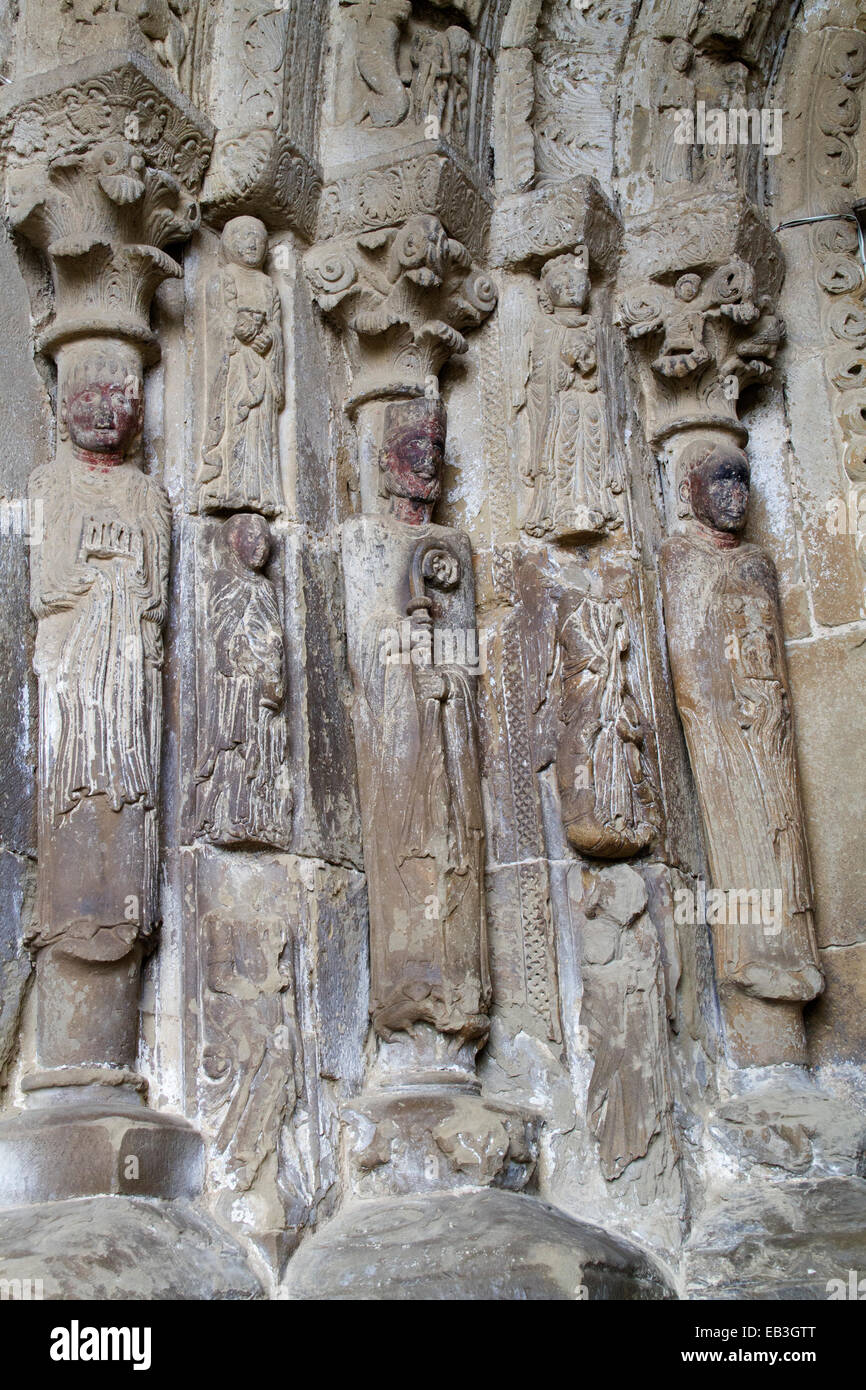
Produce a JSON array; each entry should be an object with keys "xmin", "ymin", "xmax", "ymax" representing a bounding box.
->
[
  {"xmin": 222, "ymin": 216, "xmax": 269, "ymax": 271},
  {"xmin": 683, "ymin": 443, "xmax": 751, "ymax": 534},
  {"xmin": 539, "ymin": 254, "xmax": 590, "ymax": 314},
  {"xmin": 379, "ymin": 396, "xmax": 447, "ymax": 519},
  {"xmin": 225, "ymin": 512, "xmax": 271, "ymax": 571},
  {"xmin": 60, "ymin": 344, "xmax": 144, "ymax": 461}
]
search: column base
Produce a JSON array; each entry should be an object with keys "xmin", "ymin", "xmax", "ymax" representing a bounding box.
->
[
  {"xmin": 685, "ymin": 1177, "xmax": 866, "ymax": 1299},
  {"xmin": 343, "ymin": 1085, "xmax": 538, "ymax": 1197},
  {"xmin": 708, "ymin": 1067, "xmax": 866, "ymax": 1176},
  {"xmin": 0, "ymin": 1103, "xmax": 204, "ymax": 1204},
  {"xmin": 281, "ymin": 1189, "xmax": 674, "ymax": 1300},
  {"xmin": 0, "ymin": 1195, "xmax": 262, "ymax": 1301}
]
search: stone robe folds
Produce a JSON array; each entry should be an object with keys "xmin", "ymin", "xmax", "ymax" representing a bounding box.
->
[
  {"xmin": 342, "ymin": 516, "xmax": 491, "ymax": 1043},
  {"xmin": 29, "ymin": 453, "xmax": 170, "ymax": 962},
  {"xmin": 520, "ymin": 312, "xmax": 618, "ymax": 540},
  {"xmin": 195, "ymin": 559, "xmax": 292, "ymax": 847},
  {"xmin": 660, "ymin": 532, "xmax": 822, "ymax": 1002},
  {"xmin": 199, "ymin": 262, "xmax": 285, "ymax": 515}
]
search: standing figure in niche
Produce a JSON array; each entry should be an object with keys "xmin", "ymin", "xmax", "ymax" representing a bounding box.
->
[
  {"xmin": 519, "ymin": 254, "xmax": 621, "ymax": 541},
  {"xmin": 198, "ymin": 216, "xmax": 285, "ymax": 516},
  {"xmin": 660, "ymin": 443, "xmax": 823, "ymax": 1064},
  {"xmin": 195, "ymin": 512, "xmax": 293, "ymax": 848}
]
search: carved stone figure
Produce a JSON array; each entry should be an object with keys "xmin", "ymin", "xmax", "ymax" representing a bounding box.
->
[
  {"xmin": 517, "ymin": 254, "xmax": 621, "ymax": 540},
  {"xmin": 410, "ymin": 24, "xmax": 471, "ymax": 144},
  {"xmin": 657, "ymin": 39, "xmax": 697, "ymax": 185},
  {"xmin": 198, "ymin": 217, "xmax": 285, "ymax": 516},
  {"xmin": 341, "ymin": 0, "xmax": 413, "ymax": 128},
  {"xmin": 660, "ymin": 442, "xmax": 823, "ymax": 1064},
  {"xmin": 28, "ymin": 339, "xmax": 170, "ymax": 1071},
  {"xmin": 194, "ymin": 513, "xmax": 293, "ymax": 849},
  {"xmin": 518, "ymin": 552, "xmax": 662, "ymax": 860},
  {"xmin": 350, "ymin": 539, "xmax": 489, "ymax": 1040},
  {"xmin": 200, "ymin": 911, "xmax": 302, "ymax": 1190},
  {"xmin": 579, "ymin": 866, "xmax": 679, "ymax": 1185},
  {"xmin": 342, "ymin": 399, "xmax": 490, "ymax": 1046}
]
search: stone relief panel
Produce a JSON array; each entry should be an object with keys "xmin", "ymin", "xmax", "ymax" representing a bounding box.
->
[
  {"xmin": 197, "ymin": 216, "xmax": 286, "ymax": 516},
  {"xmin": 199, "ymin": 909, "xmax": 303, "ymax": 1197},
  {"xmin": 577, "ymin": 864, "xmax": 681, "ymax": 1196},
  {"xmin": 183, "ymin": 848, "xmax": 369, "ymax": 1275},
  {"xmin": 14, "ymin": 0, "xmax": 203, "ymax": 93},
  {"xmin": 516, "ymin": 547, "xmax": 663, "ymax": 862},
  {"xmin": 803, "ymin": 28, "xmax": 866, "ymax": 579},
  {"xmin": 328, "ymin": 0, "xmax": 503, "ymax": 172},
  {"xmin": 192, "ymin": 514, "xmax": 293, "ymax": 851}
]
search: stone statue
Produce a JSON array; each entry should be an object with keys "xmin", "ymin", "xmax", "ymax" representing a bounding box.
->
[
  {"xmin": 660, "ymin": 442, "xmax": 823, "ymax": 1064},
  {"xmin": 517, "ymin": 254, "xmax": 621, "ymax": 541},
  {"xmin": 342, "ymin": 397, "xmax": 490, "ymax": 1045},
  {"xmin": 198, "ymin": 217, "xmax": 285, "ymax": 516},
  {"xmin": 657, "ymin": 39, "xmax": 697, "ymax": 185},
  {"xmin": 195, "ymin": 513, "xmax": 293, "ymax": 849},
  {"xmin": 29, "ymin": 342, "xmax": 169, "ymax": 971},
  {"xmin": 26, "ymin": 340, "xmax": 169, "ymax": 1083}
]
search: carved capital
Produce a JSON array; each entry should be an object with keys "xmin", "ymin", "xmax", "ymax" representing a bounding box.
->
[
  {"xmin": 490, "ymin": 177, "xmax": 622, "ymax": 277},
  {"xmin": 201, "ymin": 0, "xmax": 325, "ymax": 237},
  {"xmin": 305, "ymin": 211, "xmax": 497, "ymax": 404},
  {"xmin": 615, "ymin": 190, "xmax": 785, "ymax": 444},
  {"xmin": 316, "ymin": 146, "xmax": 492, "ymax": 258},
  {"xmin": 1, "ymin": 52, "xmax": 213, "ymax": 356}
]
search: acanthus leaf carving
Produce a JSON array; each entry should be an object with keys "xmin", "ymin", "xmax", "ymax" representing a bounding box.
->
[{"xmin": 305, "ymin": 211, "xmax": 497, "ymax": 402}]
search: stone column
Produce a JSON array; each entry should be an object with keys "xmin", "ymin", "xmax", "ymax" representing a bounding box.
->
[
  {"xmin": 0, "ymin": 51, "xmax": 213, "ymax": 1202},
  {"xmin": 615, "ymin": 189, "xmax": 820, "ymax": 1070}
]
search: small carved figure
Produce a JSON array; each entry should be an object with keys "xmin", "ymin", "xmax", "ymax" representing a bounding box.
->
[
  {"xmin": 657, "ymin": 39, "xmax": 697, "ymax": 185},
  {"xmin": 651, "ymin": 272, "xmax": 710, "ymax": 378},
  {"xmin": 195, "ymin": 513, "xmax": 293, "ymax": 848},
  {"xmin": 517, "ymin": 254, "xmax": 621, "ymax": 540},
  {"xmin": 343, "ymin": 0, "xmax": 413, "ymax": 128},
  {"xmin": 518, "ymin": 554, "xmax": 661, "ymax": 860},
  {"xmin": 201, "ymin": 912, "xmax": 303, "ymax": 1189},
  {"xmin": 580, "ymin": 866, "xmax": 678, "ymax": 1182},
  {"xmin": 411, "ymin": 25, "xmax": 471, "ymax": 143},
  {"xmin": 660, "ymin": 443, "xmax": 823, "ymax": 1054},
  {"xmin": 198, "ymin": 217, "xmax": 285, "ymax": 516}
]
